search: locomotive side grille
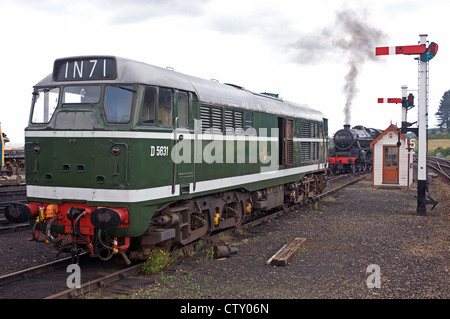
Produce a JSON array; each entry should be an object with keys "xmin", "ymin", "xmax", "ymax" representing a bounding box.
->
[
  {"xmin": 200, "ymin": 105, "xmax": 212, "ymax": 131},
  {"xmin": 224, "ymin": 109, "xmax": 244, "ymax": 135},
  {"xmin": 312, "ymin": 142, "xmax": 319, "ymax": 161},
  {"xmin": 235, "ymin": 111, "xmax": 243, "ymax": 135},
  {"xmin": 211, "ymin": 107, "xmax": 223, "ymax": 132},
  {"xmin": 200, "ymin": 105, "xmax": 223, "ymax": 133},
  {"xmin": 285, "ymin": 119, "xmax": 294, "ymax": 165},
  {"xmin": 312, "ymin": 123, "xmax": 319, "ymax": 138},
  {"xmin": 301, "ymin": 122, "xmax": 310, "ymax": 138},
  {"xmin": 301, "ymin": 142, "xmax": 311, "ymax": 163},
  {"xmin": 225, "ymin": 110, "xmax": 234, "ymax": 135},
  {"xmin": 286, "ymin": 140, "xmax": 294, "ymax": 164}
]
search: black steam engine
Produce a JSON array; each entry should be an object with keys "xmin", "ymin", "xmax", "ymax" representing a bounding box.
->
[{"xmin": 329, "ymin": 125, "xmax": 382, "ymax": 173}]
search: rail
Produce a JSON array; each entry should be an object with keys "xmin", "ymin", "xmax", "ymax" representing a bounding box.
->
[
  {"xmin": 427, "ymin": 156, "xmax": 450, "ymax": 181},
  {"xmin": 1, "ymin": 174, "xmax": 366, "ymax": 299}
]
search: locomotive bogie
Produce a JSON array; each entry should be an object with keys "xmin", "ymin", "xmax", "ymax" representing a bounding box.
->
[{"xmin": 8, "ymin": 56, "xmax": 329, "ymax": 261}]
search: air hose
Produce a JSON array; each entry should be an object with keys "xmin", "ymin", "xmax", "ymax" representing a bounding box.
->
[
  {"xmin": 96, "ymin": 228, "xmax": 114, "ymax": 261},
  {"xmin": 31, "ymin": 209, "xmax": 46, "ymax": 243},
  {"xmin": 45, "ymin": 216, "xmax": 62, "ymax": 243}
]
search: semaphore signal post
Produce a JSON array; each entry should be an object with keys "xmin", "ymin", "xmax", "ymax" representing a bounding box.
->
[
  {"xmin": 378, "ymin": 85, "xmax": 417, "ymax": 135},
  {"xmin": 376, "ymin": 34, "xmax": 439, "ymax": 215}
]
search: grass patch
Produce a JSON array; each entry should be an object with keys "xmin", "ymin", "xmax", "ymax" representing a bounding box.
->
[
  {"xmin": 321, "ymin": 194, "xmax": 345, "ymax": 202},
  {"xmin": 141, "ymin": 250, "xmax": 182, "ymax": 275}
]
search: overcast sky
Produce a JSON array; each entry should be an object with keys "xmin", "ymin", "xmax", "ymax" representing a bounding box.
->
[{"xmin": 1, "ymin": 0, "xmax": 448, "ymax": 146}]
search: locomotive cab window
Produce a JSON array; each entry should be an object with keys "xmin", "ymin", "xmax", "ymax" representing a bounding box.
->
[
  {"xmin": 104, "ymin": 85, "xmax": 134, "ymax": 123},
  {"xmin": 62, "ymin": 86, "xmax": 101, "ymax": 104},
  {"xmin": 141, "ymin": 86, "xmax": 156, "ymax": 124},
  {"xmin": 31, "ymin": 87, "xmax": 60, "ymax": 124},
  {"xmin": 141, "ymin": 87, "xmax": 173, "ymax": 127},
  {"xmin": 177, "ymin": 91, "xmax": 188, "ymax": 128},
  {"xmin": 158, "ymin": 88, "xmax": 173, "ymax": 127}
]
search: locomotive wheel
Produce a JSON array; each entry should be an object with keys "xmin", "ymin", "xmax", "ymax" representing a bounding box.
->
[
  {"xmin": 4, "ymin": 165, "xmax": 13, "ymax": 176},
  {"xmin": 330, "ymin": 165, "xmax": 337, "ymax": 174},
  {"xmin": 350, "ymin": 164, "xmax": 356, "ymax": 174}
]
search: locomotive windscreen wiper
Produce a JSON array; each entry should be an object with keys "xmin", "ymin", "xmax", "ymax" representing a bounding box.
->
[{"xmin": 116, "ymin": 86, "xmax": 136, "ymax": 93}]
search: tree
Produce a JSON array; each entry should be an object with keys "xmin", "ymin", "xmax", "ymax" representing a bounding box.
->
[{"xmin": 435, "ymin": 90, "xmax": 450, "ymax": 130}]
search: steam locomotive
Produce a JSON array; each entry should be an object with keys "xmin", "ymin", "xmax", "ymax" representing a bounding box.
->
[{"xmin": 329, "ymin": 124, "xmax": 382, "ymax": 173}]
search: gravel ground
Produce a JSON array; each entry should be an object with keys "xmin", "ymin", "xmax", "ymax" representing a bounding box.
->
[
  {"xmin": 1, "ymin": 174, "xmax": 448, "ymax": 300},
  {"xmin": 0, "ymin": 228, "xmax": 66, "ymax": 276},
  {"xmin": 128, "ymin": 175, "xmax": 449, "ymax": 299}
]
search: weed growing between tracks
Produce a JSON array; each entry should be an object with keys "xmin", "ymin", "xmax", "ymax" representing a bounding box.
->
[{"xmin": 141, "ymin": 250, "xmax": 183, "ymax": 274}]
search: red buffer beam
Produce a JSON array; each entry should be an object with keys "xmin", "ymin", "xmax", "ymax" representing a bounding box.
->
[
  {"xmin": 378, "ymin": 98, "xmax": 402, "ymax": 103},
  {"xmin": 376, "ymin": 44, "xmax": 426, "ymax": 56}
]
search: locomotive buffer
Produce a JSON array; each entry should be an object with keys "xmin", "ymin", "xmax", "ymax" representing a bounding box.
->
[{"xmin": 376, "ymin": 34, "xmax": 439, "ymax": 215}]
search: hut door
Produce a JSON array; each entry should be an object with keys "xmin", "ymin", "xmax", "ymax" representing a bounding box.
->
[{"xmin": 383, "ymin": 146, "xmax": 399, "ymax": 184}]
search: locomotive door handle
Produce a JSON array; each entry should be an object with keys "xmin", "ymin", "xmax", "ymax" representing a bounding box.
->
[{"xmin": 110, "ymin": 141, "xmax": 130, "ymax": 186}]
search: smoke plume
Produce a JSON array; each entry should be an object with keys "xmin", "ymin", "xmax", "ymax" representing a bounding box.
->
[{"xmin": 289, "ymin": 8, "xmax": 387, "ymax": 124}]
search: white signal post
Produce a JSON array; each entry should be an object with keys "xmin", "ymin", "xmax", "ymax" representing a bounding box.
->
[
  {"xmin": 416, "ymin": 34, "xmax": 429, "ymax": 215},
  {"xmin": 401, "ymin": 85, "xmax": 408, "ymax": 126},
  {"xmin": 376, "ymin": 34, "xmax": 439, "ymax": 215}
]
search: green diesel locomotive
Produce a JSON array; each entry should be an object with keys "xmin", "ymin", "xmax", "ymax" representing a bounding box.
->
[{"xmin": 5, "ymin": 56, "xmax": 329, "ymax": 263}]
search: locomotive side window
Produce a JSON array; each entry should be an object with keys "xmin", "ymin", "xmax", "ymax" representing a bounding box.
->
[
  {"xmin": 244, "ymin": 111, "xmax": 254, "ymax": 129},
  {"xmin": 141, "ymin": 86, "xmax": 156, "ymax": 124},
  {"xmin": 104, "ymin": 85, "xmax": 133, "ymax": 123},
  {"xmin": 177, "ymin": 91, "xmax": 188, "ymax": 128},
  {"xmin": 62, "ymin": 86, "xmax": 101, "ymax": 104},
  {"xmin": 31, "ymin": 87, "xmax": 60, "ymax": 124},
  {"xmin": 158, "ymin": 88, "xmax": 173, "ymax": 127}
]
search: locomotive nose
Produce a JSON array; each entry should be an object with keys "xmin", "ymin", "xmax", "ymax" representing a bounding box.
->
[{"xmin": 4, "ymin": 203, "xmax": 32, "ymax": 223}]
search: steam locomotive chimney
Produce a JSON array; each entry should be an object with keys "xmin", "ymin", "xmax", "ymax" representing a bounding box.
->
[{"xmin": 343, "ymin": 124, "xmax": 351, "ymax": 130}]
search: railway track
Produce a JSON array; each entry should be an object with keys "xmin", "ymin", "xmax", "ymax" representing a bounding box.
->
[
  {"xmin": 427, "ymin": 156, "xmax": 450, "ymax": 182},
  {"xmin": 0, "ymin": 186, "xmax": 26, "ymax": 208},
  {"xmin": 0, "ymin": 173, "xmax": 367, "ymax": 299}
]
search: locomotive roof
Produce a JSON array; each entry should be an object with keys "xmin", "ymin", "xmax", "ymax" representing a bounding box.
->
[{"xmin": 35, "ymin": 56, "xmax": 325, "ymax": 122}]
